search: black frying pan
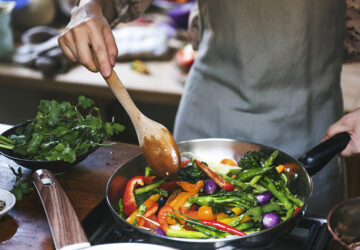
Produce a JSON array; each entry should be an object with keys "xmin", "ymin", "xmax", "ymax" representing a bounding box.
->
[{"xmin": 105, "ymin": 133, "xmax": 350, "ymax": 249}]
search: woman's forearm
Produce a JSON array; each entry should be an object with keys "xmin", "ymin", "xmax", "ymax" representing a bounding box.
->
[{"xmin": 79, "ymin": 0, "xmax": 115, "ymax": 23}]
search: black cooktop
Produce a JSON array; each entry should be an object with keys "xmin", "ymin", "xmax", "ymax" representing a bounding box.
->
[{"xmin": 82, "ymin": 200, "xmax": 331, "ymax": 250}]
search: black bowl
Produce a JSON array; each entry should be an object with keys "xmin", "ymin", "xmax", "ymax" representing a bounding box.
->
[{"xmin": 0, "ymin": 122, "xmax": 100, "ymax": 174}]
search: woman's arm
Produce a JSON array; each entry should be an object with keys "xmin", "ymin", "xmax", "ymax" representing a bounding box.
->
[{"xmin": 58, "ymin": 0, "xmax": 152, "ymax": 78}]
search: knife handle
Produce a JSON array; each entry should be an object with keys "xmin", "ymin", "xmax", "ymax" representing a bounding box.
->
[{"xmin": 33, "ymin": 169, "xmax": 90, "ymax": 250}]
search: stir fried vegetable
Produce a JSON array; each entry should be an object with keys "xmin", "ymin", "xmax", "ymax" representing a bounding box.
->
[{"xmin": 117, "ymin": 150, "xmax": 304, "ymax": 239}]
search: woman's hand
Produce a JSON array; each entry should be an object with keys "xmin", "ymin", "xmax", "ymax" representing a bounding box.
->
[
  {"xmin": 326, "ymin": 108, "xmax": 360, "ymax": 157},
  {"xmin": 58, "ymin": 0, "xmax": 117, "ymax": 78}
]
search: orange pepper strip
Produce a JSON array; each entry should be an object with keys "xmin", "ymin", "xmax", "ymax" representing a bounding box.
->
[
  {"xmin": 241, "ymin": 215, "xmax": 252, "ymax": 223},
  {"xmin": 126, "ymin": 194, "xmax": 160, "ymax": 224},
  {"xmin": 276, "ymin": 164, "xmax": 285, "ymax": 173},
  {"xmin": 177, "ymin": 180, "xmax": 204, "ymax": 193},
  {"xmin": 167, "ymin": 191, "xmax": 194, "ymax": 224}
]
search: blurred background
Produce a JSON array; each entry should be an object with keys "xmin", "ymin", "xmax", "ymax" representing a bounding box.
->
[{"xmin": 0, "ymin": 0, "xmax": 196, "ymax": 143}]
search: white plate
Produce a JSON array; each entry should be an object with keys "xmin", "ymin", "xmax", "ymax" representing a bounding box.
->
[
  {"xmin": 86, "ymin": 243, "xmax": 177, "ymax": 250},
  {"xmin": 0, "ymin": 188, "xmax": 16, "ymax": 219}
]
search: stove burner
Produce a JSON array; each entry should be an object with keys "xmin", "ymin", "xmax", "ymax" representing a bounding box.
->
[{"xmin": 82, "ymin": 201, "xmax": 331, "ymax": 250}]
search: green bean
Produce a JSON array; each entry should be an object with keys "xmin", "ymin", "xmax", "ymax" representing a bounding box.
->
[
  {"xmin": 262, "ymin": 150, "xmax": 279, "ymax": 168},
  {"xmin": 189, "ymin": 224, "xmax": 226, "ymax": 238},
  {"xmin": 252, "ymin": 184, "xmax": 268, "ymax": 194},
  {"xmin": 243, "ymin": 228, "xmax": 261, "ymax": 234},
  {"xmin": 135, "ymin": 180, "xmax": 165, "ymax": 194},
  {"xmin": 249, "ymin": 175, "xmax": 262, "ymax": 186},
  {"xmin": 259, "ymin": 177, "xmax": 292, "ymax": 210},
  {"xmin": 229, "ymin": 213, "xmax": 246, "ymax": 227},
  {"xmin": 171, "ymin": 213, "xmax": 226, "ymax": 234},
  {"xmin": 235, "ymin": 221, "xmax": 255, "ymax": 231},
  {"xmin": 284, "ymin": 187, "xmax": 304, "ymax": 207},
  {"xmin": 222, "ymin": 175, "xmax": 249, "ymax": 189},
  {"xmin": 237, "ymin": 167, "xmax": 272, "ymax": 181},
  {"xmin": 285, "ymin": 207, "xmax": 295, "ymax": 219},
  {"xmin": 144, "ymin": 166, "xmax": 155, "ymax": 177},
  {"xmin": 167, "ymin": 229, "xmax": 210, "ymax": 239}
]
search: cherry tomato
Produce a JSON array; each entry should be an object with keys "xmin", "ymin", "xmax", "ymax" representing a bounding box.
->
[{"xmin": 197, "ymin": 206, "xmax": 216, "ymax": 220}]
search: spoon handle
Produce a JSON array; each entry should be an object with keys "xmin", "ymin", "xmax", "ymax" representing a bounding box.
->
[{"xmin": 92, "ymin": 52, "xmax": 142, "ymax": 131}]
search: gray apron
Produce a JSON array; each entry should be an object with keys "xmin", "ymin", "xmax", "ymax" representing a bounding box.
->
[{"xmin": 174, "ymin": 0, "xmax": 346, "ymax": 216}]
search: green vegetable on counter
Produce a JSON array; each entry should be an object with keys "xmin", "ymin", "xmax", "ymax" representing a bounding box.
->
[
  {"xmin": 9, "ymin": 166, "xmax": 33, "ymax": 200},
  {"xmin": 0, "ymin": 96, "xmax": 124, "ymax": 163}
]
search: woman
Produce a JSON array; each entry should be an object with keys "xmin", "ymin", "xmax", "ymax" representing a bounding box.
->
[{"xmin": 59, "ymin": 0, "xmax": 360, "ymax": 216}]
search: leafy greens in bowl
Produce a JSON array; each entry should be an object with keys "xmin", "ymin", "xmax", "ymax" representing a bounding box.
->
[{"xmin": 0, "ymin": 96, "xmax": 124, "ymax": 173}]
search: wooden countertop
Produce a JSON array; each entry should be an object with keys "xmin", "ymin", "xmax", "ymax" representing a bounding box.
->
[
  {"xmin": 0, "ymin": 62, "xmax": 359, "ymax": 110},
  {"xmin": 0, "ymin": 142, "xmax": 141, "ymax": 249}
]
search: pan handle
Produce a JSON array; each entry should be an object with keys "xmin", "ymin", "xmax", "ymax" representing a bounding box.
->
[
  {"xmin": 33, "ymin": 169, "xmax": 91, "ymax": 250},
  {"xmin": 298, "ymin": 132, "xmax": 350, "ymax": 176}
]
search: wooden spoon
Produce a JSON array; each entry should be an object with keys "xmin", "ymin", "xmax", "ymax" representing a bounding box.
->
[{"xmin": 93, "ymin": 56, "xmax": 180, "ymax": 178}]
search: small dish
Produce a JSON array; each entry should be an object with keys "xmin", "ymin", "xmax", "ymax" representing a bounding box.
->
[
  {"xmin": 0, "ymin": 188, "xmax": 16, "ymax": 219},
  {"xmin": 0, "ymin": 122, "xmax": 100, "ymax": 174}
]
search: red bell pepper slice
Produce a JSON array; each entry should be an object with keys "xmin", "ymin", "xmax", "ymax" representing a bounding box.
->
[
  {"xmin": 123, "ymin": 176, "xmax": 156, "ymax": 216},
  {"xmin": 160, "ymin": 180, "xmax": 179, "ymax": 192},
  {"xmin": 145, "ymin": 214, "xmax": 160, "ymax": 229},
  {"xmin": 194, "ymin": 159, "xmax": 235, "ymax": 191},
  {"xmin": 293, "ymin": 206, "xmax": 301, "ymax": 215},
  {"xmin": 158, "ymin": 205, "xmax": 174, "ymax": 233}
]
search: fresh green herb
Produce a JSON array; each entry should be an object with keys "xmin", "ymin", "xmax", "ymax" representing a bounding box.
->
[
  {"xmin": 178, "ymin": 160, "xmax": 207, "ymax": 184},
  {"xmin": 0, "ymin": 96, "xmax": 125, "ymax": 163},
  {"xmin": 135, "ymin": 190, "xmax": 157, "ymax": 206},
  {"xmin": 239, "ymin": 151, "xmax": 263, "ymax": 169},
  {"xmin": 135, "ymin": 180, "xmax": 165, "ymax": 195},
  {"xmin": 244, "ymin": 206, "xmax": 262, "ymax": 222},
  {"xmin": 9, "ymin": 166, "xmax": 33, "ymax": 200}
]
